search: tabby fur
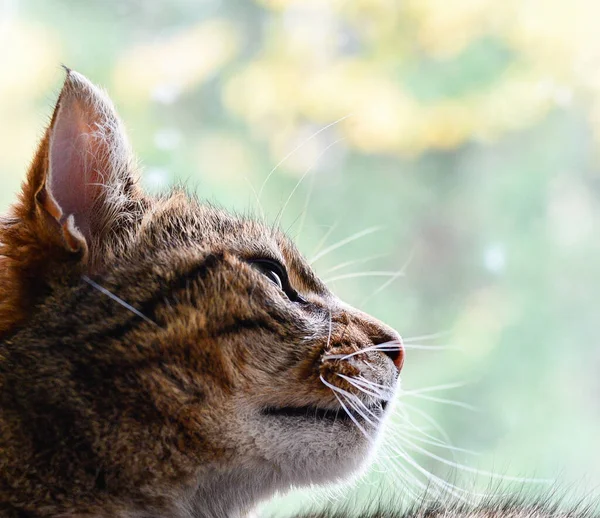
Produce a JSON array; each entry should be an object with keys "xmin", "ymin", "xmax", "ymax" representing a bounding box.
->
[{"xmin": 0, "ymin": 71, "xmax": 402, "ymax": 518}]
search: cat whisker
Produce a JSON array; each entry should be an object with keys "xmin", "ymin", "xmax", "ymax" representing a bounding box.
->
[
  {"xmin": 397, "ymin": 343, "xmax": 463, "ymax": 352},
  {"xmin": 341, "ymin": 394, "xmax": 381, "ymax": 427},
  {"xmin": 399, "ymin": 392, "xmax": 480, "ymax": 412},
  {"xmin": 321, "ymin": 346, "xmax": 401, "ymax": 363},
  {"xmin": 377, "ymin": 452, "xmax": 443, "ymax": 501},
  {"xmin": 390, "ymin": 428, "xmax": 480, "ymax": 456},
  {"xmin": 396, "ymin": 416, "xmax": 462, "ymax": 462},
  {"xmin": 324, "ymin": 270, "xmax": 405, "ymax": 284},
  {"xmin": 326, "ymin": 310, "xmax": 333, "ymax": 349},
  {"xmin": 403, "ymin": 330, "xmax": 453, "ymax": 343},
  {"xmin": 336, "ymin": 374, "xmax": 395, "ymax": 401},
  {"xmin": 321, "ymin": 354, "xmax": 345, "ymax": 361},
  {"xmin": 331, "ymin": 392, "xmax": 372, "ymax": 441},
  {"xmin": 310, "ymin": 226, "xmax": 381, "ymax": 264},
  {"xmin": 296, "ymin": 150, "xmax": 320, "ymax": 245},
  {"xmin": 376, "ymin": 457, "xmax": 428, "ymax": 500},
  {"xmin": 383, "ymin": 444, "xmax": 478, "ymax": 503},
  {"xmin": 310, "ymin": 222, "xmax": 339, "ymax": 260},
  {"xmin": 355, "ymin": 375, "xmax": 396, "ymax": 391},
  {"xmin": 394, "ymin": 401, "xmax": 455, "ymax": 447},
  {"xmin": 399, "ymin": 435, "xmax": 554, "ymax": 484},
  {"xmin": 401, "ymin": 381, "xmax": 473, "ymax": 395},
  {"xmin": 338, "ymin": 341, "xmax": 403, "ymax": 360},
  {"xmin": 82, "ymin": 275, "xmax": 157, "ymax": 326},
  {"xmin": 323, "ymin": 254, "xmax": 387, "ymax": 275},
  {"xmin": 336, "ymin": 373, "xmax": 392, "ymax": 401},
  {"xmin": 244, "ymin": 176, "xmax": 265, "ymax": 221},
  {"xmin": 274, "ymin": 137, "xmax": 345, "ymax": 228},
  {"xmin": 361, "ymin": 247, "xmax": 415, "ymax": 306},
  {"xmin": 258, "ymin": 113, "xmax": 352, "ymax": 200},
  {"xmin": 320, "ymin": 375, "xmax": 382, "ymax": 424},
  {"xmin": 319, "ymin": 375, "xmax": 381, "ymax": 436}
]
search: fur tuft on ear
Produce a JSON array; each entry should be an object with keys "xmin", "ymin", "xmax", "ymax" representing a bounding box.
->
[
  {"xmin": 45, "ymin": 69, "xmax": 140, "ymax": 249},
  {"xmin": 0, "ymin": 69, "xmax": 145, "ymax": 336}
]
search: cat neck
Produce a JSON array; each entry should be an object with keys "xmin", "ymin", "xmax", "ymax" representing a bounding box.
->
[{"xmin": 189, "ymin": 467, "xmax": 282, "ymax": 518}]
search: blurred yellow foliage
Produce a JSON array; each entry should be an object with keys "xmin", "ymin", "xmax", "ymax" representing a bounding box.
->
[
  {"xmin": 0, "ymin": 21, "xmax": 60, "ymax": 199},
  {"xmin": 225, "ymin": 0, "xmax": 600, "ymax": 164},
  {"xmin": 0, "ymin": 22, "xmax": 60, "ymax": 100},
  {"xmin": 113, "ymin": 20, "xmax": 240, "ymax": 105},
  {"xmin": 4, "ymin": 0, "xmax": 600, "ymax": 163}
]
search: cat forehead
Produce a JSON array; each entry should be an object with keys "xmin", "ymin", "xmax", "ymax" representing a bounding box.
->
[
  {"xmin": 142, "ymin": 194, "xmax": 303, "ymax": 261},
  {"xmin": 143, "ymin": 193, "xmax": 280, "ymax": 248},
  {"xmin": 136, "ymin": 192, "xmax": 328, "ymax": 294}
]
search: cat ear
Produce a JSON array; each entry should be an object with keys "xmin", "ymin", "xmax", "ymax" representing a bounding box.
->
[{"xmin": 20, "ymin": 69, "xmax": 141, "ymax": 264}]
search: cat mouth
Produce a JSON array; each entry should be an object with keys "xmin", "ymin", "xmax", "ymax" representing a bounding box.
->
[{"xmin": 261, "ymin": 400, "xmax": 388, "ymax": 422}]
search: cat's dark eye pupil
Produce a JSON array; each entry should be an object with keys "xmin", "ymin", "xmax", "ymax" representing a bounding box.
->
[
  {"xmin": 264, "ymin": 269, "xmax": 283, "ymax": 290},
  {"xmin": 250, "ymin": 259, "xmax": 302, "ymax": 303}
]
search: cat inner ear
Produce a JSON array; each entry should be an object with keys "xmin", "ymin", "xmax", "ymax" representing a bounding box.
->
[{"xmin": 33, "ymin": 69, "xmax": 140, "ymax": 264}]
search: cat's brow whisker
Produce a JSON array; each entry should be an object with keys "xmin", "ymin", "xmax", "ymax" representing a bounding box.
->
[
  {"xmin": 323, "ymin": 254, "xmax": 387, "ymax": 275},
  {"xmin": 296, "ymin": 152, "xmax": 320, "ymax": 245},
  {"xmin": 361, "ymin": 247, "xmax": 415, "ymax": 306},
  {"xmin": 275, "ymin": 137, "xmax": 345, "ymax": 228},
  {"xmin": 244, "ymin": 176, "xmax": 265, "ymax": 221},
  {"xmin": 310, "ymin": 226, "xmax": 382, "ymax": 264},
  {"xmin": 258, "ymin": 113, "xmax": 352, "ymax": 200},
  {"xmin": 324, "ymin": 270, "xmax": 405, "ymax": 284},
  {"xmin": 310, "ymin": 222, "xmax": 339, "ymax": 259},
  {"xmin": 82, "ymin": 275, "xmax": 157, "ymax": 326}
]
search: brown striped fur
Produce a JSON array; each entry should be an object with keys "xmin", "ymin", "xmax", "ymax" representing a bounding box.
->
[{"xmin": 0, "ymin": 71, "xmax": 403, "ymax": 518}]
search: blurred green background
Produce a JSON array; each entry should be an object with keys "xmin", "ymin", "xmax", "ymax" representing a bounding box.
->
[{"xmin": 1, "ymin": 0, "xmax": 599, "ymax": 514}]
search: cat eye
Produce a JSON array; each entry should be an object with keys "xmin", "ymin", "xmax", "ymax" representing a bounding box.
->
[
  {"xmin": 255, "ymin": 261, "xmax": 283, "ymax": 290},
  {"xmin": 250, "ymin": 259, "xmax": 305, "ymax": 303}
]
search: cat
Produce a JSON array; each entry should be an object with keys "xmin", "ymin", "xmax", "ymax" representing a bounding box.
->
[
  {"xmin": 0, "ymin": 69, "xmax": 403, "ymax": 518},
  {"xmin": 0, "ymin": 70, "xmax": 592, "ymax": 518}
]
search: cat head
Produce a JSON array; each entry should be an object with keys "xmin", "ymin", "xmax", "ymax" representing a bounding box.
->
[{"xmin": 0, "ymin": 71, "xmax": 404, "ymax": 508}]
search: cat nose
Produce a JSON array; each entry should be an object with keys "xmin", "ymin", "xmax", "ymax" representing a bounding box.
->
[{"xmin": 371, "ymin": 328, "xmax": 404, "ymax": 373}]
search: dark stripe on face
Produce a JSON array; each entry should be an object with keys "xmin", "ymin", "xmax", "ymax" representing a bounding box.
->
[
  {"xmin": 79, "ymin": 253, "xmax": 224, "ymax": 343},
  {"xmin": 138, "ymin": 252, "xmax": 223, "ymax": 319},
  {"xmin": 215, "ymin": 316, "xmax": 279, "ymax": 337}
]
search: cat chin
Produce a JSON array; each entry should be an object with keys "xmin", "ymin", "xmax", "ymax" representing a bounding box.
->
[{"xmin": 245, "ymin": 408, "xmax": 388, "ymax": 489}]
